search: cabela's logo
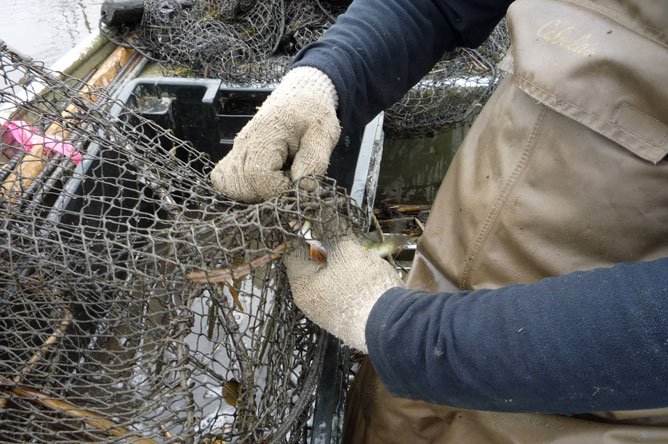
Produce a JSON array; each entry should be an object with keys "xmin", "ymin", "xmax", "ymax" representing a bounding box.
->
[{"xmin": 537, "ymin": 19, "xmax": 599, "ymax": 57}]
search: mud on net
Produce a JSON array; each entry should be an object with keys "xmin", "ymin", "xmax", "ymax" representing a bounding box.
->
[
  {"xmin": 0, "ymin": 43, "xmax": 365, "ymax": 443},
  {"xmin": 102, "ymin": 0, "xmax": 510, "ymax": 137}
]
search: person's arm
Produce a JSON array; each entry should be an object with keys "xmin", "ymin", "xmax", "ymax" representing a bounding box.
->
[
  {"xmin": 367, "ymin": 257, "xmax": 668, "ymax": 414},
  {"xmin": 284, "ymin": 231, "xmax": 668, "ymax": 414},
  {"xmin": 290, "ymin": 0, "xmax": 513, "ymax": 130},
  {"xmin": 211, "ymin": 0, "xmax": 511, "ymax": 202},
  {"xmin": 212, "ymin": 0, "xmax": 512, "ymax": 202}
]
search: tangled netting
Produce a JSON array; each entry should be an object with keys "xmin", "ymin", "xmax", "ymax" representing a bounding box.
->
[
  {"xmin": 101, "ymin": 0, "xmax": 510, "ymax": 137},
  {"xmin": 384, "ymin": 21, "xmax": 510, "ymax": 136},
  {"xmin": 0, "ymin": 43, "xmax": 365, "ymax": 443},
  {"xmin": 118, "ymin": 0, "xmax": 351, "ymax": 83}
]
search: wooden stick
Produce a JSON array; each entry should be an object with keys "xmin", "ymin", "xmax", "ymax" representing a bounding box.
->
[
  {"xmin": 371, "ymin": 212, "xmax": 385, "ymax": 245},
  {"xmin": 159, "ymin": 424, "xmax": 175, "ymax": 439},
  {"xmin": 414, "ymin": 217, "xmax": 425, "ymax": 232},
  {"xmin": 0, "ymin": 309, "xmax": 71, "ymax": 409},
  {"xmin": 16, "ymin": 310, "xmax": 71, "ymax": 382},
  {"xmin": 377, "ymin": 217, "xmax": 415, "ymax": 225},
  {"xmin": 0, "ymin": 375, "xmax": 157, "ymax": 444},
  {"xmin": 187, "ymin": 242, "xmax": 291, "ymax": 284},
  {"xmin": 389, "ymin": 204, "xmax": 431, "ymax": 213},
  {"xmin": 1, "ymin": 46, "xmax": 135, "ymax": 203}
]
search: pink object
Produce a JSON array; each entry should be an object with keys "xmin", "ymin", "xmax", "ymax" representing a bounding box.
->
[{"xmin": 1, "ymin": 120, "xmax": 82, "ymax": 165}]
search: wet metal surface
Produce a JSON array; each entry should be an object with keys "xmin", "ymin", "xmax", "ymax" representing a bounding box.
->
[{"xmin": 1, "ymin": 0, "xmax": 101, "ymax": 65}]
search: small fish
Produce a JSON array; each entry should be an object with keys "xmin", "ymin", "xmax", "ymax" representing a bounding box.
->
[
  {"xmin": 310, "ymin": 244, "xmax": 327, "ymax": 263},
  {"xmin": 307, "ymin": 233, "xmax": 410, "ymax": 263},
  {"xmin": 288, "ymin": 219, "xmax": 328, "ymax": 262},
  {"xmin": 360, "ymin": 233, "xmax": 411, "ymax": 258}
]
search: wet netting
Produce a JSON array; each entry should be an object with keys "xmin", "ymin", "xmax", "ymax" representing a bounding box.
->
[
  {"xmin": 101, "ymin": 0, "xmax": 510, "ymax": 137},
  {"xmin": 103, "ymin": 0, "xmax": 352, "ymax": 84},
  {"xmin": 0, "ymin": 43, "xmax": 365, "ymax": 443},
  {"xmin": 383, "ymin": 20, "xmax": 511, "ymax": 136}
]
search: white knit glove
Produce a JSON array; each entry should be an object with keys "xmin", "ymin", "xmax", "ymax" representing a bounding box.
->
[
  {"xmin": 211, "ymin": 67, "xmax": 340, "ymax": 202},
  {"xmin": 284, "ymin": 235, "xmax": 404, "ymax": 353}
]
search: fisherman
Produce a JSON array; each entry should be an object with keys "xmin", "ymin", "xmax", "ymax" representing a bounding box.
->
[{"xmin": 212, "ymin": 0, "xmax": 668, "ymax": 442}]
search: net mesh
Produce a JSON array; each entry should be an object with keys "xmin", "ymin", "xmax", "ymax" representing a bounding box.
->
[
  {"xmin": 0, "ymin": 42, "xmax": 365, "ymax": 443},
  {"xmin": 384, "ymin": 20, "xmax": 510, "ymax": 136},
  {"xmin": 101, "ymin": 0, "xmax": 510, "ymax": 137}
]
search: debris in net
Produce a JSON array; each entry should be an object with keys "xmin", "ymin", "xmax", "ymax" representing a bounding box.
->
[
  {"xmin": 0, "ymin": 44, "xmax": 365, "ymax": 443},
  {"xmin": 222, "ymin": 379, "xmax": 241, "ymax": 407},
  {"xmin": 384, "ymin": 23, "xmax": 511, "ymax": 137},
  {"xmin": 187, "ymin": 242, "xmax": 292, "ymax": 284},
  {"xmin": 0, "ymin": 376, "xmax": 158, "ymax": 444},
  {"xmin": 0, "ymin": 307, "xmax": 71, "ymax": 409}
]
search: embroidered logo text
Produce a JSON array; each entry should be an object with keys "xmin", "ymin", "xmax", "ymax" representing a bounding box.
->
[{"xmin": 537, "ymin": 19, "xmax": 599, "ymax": 57}]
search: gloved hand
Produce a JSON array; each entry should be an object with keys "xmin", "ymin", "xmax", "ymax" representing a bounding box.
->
[
  {"xmin": 211, "ymin": 67, "xmax": 340, "ymax": 202},
  {"xmin": 284, "ymin": 234, "xmax": 404, "ymax": 353}
]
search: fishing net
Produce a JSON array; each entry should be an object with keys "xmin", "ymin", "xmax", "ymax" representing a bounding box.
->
[
  {"xmin": 100, "ymin": 0, "xmax": 510, "ymax": 137},
  {"xmin": 0, "ymin": 42, "xmax": 365, "ymax": 443},
  {"xmin": 383, "ymin": 20, "xmax": 510, "ymax": 136},
  {"xmin": 102, "ymin": 0, "xmax": 350, "ymax": 84}
]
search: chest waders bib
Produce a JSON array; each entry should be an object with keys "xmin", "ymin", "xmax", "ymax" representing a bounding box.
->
[{"xmin": 344, "ymin": 1, "xmax": 668, "ymax": 442}]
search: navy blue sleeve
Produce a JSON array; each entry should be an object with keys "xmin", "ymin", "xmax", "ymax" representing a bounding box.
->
[
  {"xmin": 366, "ymin": 258, "xmax": 668, "ymax": 414},
  {"xmin": 290, "ymin": 0, "xmax": 512, "ymax": 130}
]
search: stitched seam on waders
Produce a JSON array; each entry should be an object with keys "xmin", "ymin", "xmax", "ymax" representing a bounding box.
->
[
  {"xmin": 612, "ymin": 103, "xmax": 668, "ymax": 149},
  {"xmin": 514, "ymin": 73, "xmax": 667, "ymax": 161},
  {"xmin": 459, "ymin": 105, "xmax": 548, "ymax": 289},
  {"xmin": 514, "ymin": 73, "xmax": 598, "ymax": 122}
]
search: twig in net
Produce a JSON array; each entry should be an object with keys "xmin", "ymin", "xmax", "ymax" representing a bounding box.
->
[
  {"xmin": 0, "ymin": 308, "xmax": 71, "ymax": 409},
  {"xmin": 187, "ymin": 242, "xmax": 292, "ymax": 284},
  {"xmin": 211, "ymin": 284, "xmax": 251, "ymax": 378},
  {"xmin": 0, "ymin": 43, "xmax": 364, "ymax": 442},
  {"xmin": 0, "ymin": 376, "xmax": 157, "ymax": 444}
]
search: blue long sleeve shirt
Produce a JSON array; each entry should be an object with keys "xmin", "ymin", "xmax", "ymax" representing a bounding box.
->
[
  {"xmin": 291, "ymin": 0, "xmax": 512, "ymax": 130},
  {"xmin": 290, "ymin": 0, "xmax": 668, "ymax": 414},
  {"xmin": 367, "ymin": 259, "xmax": 668, "ymax": 414}
]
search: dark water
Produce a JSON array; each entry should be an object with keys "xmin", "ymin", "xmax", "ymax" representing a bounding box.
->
[
  {"xmin": 377, "ymin": 128, "xmax": 467, "ymax": 205},
  {"xmin": 1, "ymin": 0, "xmax": 101, "ymax": 65}
]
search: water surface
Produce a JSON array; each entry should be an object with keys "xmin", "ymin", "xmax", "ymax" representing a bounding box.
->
[{"xmin": 1, "ymin": 0, "xmax": 101, "ymax": 65}]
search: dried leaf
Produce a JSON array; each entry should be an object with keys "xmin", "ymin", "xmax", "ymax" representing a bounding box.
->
[
  {"xmin": 223, "ymin": 281, "xmax": 244, "ymax": 312},
  {"xmin": 207, "ymin": 301, "xmax": 218, "ymax": 340},
  {"xmin": 222, "ymin": 379, "xmax": 241, "ymax": 407}
]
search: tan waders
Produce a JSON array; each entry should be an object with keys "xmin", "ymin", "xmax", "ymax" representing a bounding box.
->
[{"xmin": 344, "ymin": 0, "xmax": 668, "ymax": 442}]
